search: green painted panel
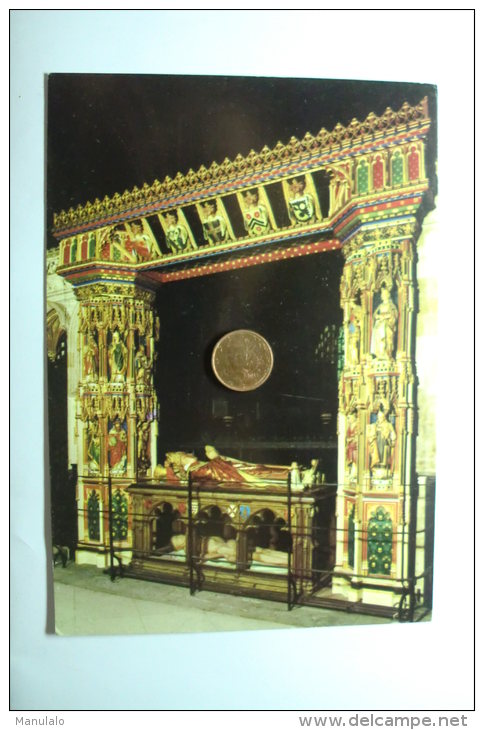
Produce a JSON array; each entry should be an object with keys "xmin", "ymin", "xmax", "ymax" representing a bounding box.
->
[
  {"xmin": 367, "ymin": 507, "xmax": 392, "ymax": 575},
  {"xmin": 87, "ymin": 490, "xmax": 100, "ymax": 541},
  {"xmin": 112, "ymin": 489, "xmax": 128, "ymax": 541},
  {"xmin": 357, "ymin": 161, "xmax": 369, "ymax": 195}
]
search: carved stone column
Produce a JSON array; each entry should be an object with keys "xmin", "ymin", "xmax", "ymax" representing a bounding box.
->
[
  {"xmin": 74, "ymin": 281, "xmax": 158, "ymax": 566},
  {"xmin": 334, "ymin": 220, "xmax": 421, "ymax": 607}
]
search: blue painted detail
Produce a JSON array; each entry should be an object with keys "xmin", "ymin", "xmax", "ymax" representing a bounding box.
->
[
  {"xmin": 336, "ymin": 190, "xmax": 424, "ymax": 230},
  {"xmin": 72, "ymin": 278, "xmax": 154, "ymax": 291},
  {"xmin": 340, "ymin": 215, "xmax": 417, "ymax": 246},
  {"xmin": 152, "ymin": 226, "xmax": 333, "ymax": 269}
]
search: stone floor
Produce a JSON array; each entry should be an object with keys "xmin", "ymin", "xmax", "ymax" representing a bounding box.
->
[{"xmin": 53, "ymin": 563, "xmax": 393, "ymax": 636}]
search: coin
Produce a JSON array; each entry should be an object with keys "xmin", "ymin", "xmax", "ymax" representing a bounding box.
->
[{"xmin": 212, "ymin": 330, "xmax": 274, "ymax": 392}]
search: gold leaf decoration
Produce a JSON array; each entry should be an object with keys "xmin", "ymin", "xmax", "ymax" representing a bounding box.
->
[{"xmin": 52, "ymin": 98, "xmax": 430, "ymax": 235}]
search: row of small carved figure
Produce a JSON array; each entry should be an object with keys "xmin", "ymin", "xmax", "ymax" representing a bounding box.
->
[
  {"xmin": 53, "ymin": 99, "xmax": 428, "ymax": 231},
  {"xmin": 61, "ymin": 178, "xmax": 326, "ymax": 264},
  {"xmin": 80, "ymin": 301, "xmax": 155, "ymax": 333},
  {"xmin": 84, "ymin": 417, "xmax": 152, "ymax": 477},
  {"xmin": 83, "ymin": 331, "xmax": 153, "ymax": 383}
]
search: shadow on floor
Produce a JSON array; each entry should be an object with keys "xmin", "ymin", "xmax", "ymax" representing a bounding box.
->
[{"xmin": 53, "ymin": 563, "xmax": 395, "ymax": 637}]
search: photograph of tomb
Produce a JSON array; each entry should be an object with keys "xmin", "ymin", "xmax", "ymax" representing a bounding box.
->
[{"xmin": 46, "ymin": 75, "xmax": 437, "ymax": 633}]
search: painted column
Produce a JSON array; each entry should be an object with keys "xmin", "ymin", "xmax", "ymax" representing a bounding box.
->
[
  {"xmin": 334, "ymin": 219, "xmax": 421, "ymax": 607},
  {"xmin": 74, "ymin": 282, "xmax": 158, "ymax": 567}
]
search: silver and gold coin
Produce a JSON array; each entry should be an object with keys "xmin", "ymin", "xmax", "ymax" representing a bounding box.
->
[{"xmin": 212, "ymin": 330, "xmax": 274, "ymax": 392}]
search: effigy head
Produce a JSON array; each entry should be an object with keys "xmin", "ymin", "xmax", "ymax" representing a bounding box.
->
[{"xmin": 205, "ymin": 445, "xmax": 219, "ymax": 460}]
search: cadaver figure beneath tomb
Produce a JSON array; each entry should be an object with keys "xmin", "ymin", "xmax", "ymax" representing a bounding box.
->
[
  {"xmin": 169, "ymin": 533, "xmax": 288, "ymax": 567},
  {"xmin": 368, "ymin": 410, "xmax": 396, "ymax": 475}
]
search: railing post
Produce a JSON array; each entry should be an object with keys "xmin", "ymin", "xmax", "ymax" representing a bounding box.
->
[
  {"xmin": 188, "ymin": 471, "xmax": 194, "ymax": 595},
  {"xmin": 287, "ymin": 473, "xmax": 292, "ymax": 611}
]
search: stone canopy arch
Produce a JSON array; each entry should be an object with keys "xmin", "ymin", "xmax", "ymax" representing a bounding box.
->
[{"xmin": 47, "ymin": 95, "xmax": 436, "ymax": 614}]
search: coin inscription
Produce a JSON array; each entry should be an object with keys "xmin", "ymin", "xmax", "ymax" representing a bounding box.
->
[{"xmin": 212, "ymin": 330, "xmax": 274, "ymax": 392}]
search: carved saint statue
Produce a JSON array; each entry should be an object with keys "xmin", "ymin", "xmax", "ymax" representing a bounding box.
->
[
  {"xmin": 86, "ymin": 420, "xmax": 100, "ymax": 474},
  {"xmin": 347, "ymin": 302, "xmax": 362, "ymax": 366},
  {"xmin": 108, "ymin": 418, "xmax": 128, "ymax": 475},
  {"xmin": 83, "ymin": 333, "xmax": 99, "ymax": 380},
  {"xmin": 368, "ymin": 410, "xmax": 396, "ymax": 476},
  {"xmin": 109, "ymin": 330, "xmax": 128, "ymax": 382},
  {"xmin": 345, "ymin": 412, "xmax": 358, "ymax": 480},
  {"xmin": 366, "ymin": 255, "xmax": 377, "ymax": 289},
  {"xmin": 137, "ymin": 421, "xmax": 151, "ymax": 472},
  {"xmin": 371, "ymin": 286, "xmax": 398, "ymax": 360}
]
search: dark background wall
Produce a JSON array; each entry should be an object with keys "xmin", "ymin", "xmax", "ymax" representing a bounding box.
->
[
  {"xmin": 47, "ymin": 74, "xmax": 437, "ymax": 247},
  {"xmin": 156, "ymin": 250, "xmax": 343, "ymax": 480}
]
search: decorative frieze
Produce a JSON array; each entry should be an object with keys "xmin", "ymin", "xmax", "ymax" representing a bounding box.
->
[{"xmin": 52, "ymin": 98, "xmax": 430, "ymax": 237}]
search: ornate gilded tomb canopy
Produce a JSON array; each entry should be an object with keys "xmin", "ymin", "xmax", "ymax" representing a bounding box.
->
[{"xmin": 53, "ymin": 97, "xmax": 431, "ymax": 286}]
